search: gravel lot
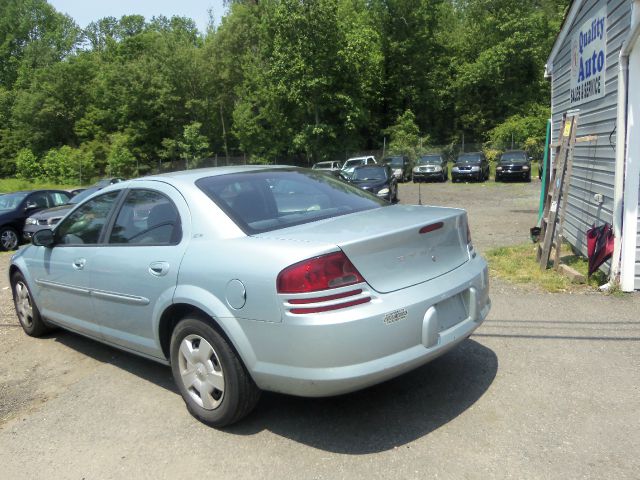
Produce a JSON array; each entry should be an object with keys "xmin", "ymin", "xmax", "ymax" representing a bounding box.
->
[{"xmin": 1, "ymin": 179, "xmax": 638, "ymax": 479}]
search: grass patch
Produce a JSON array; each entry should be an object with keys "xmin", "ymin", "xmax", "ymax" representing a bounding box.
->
[
  {"xmin": 485, "ymin": 243, "xmax": 609, "ymax": 293},
  {"xmin": 0, "ymin": 178, "xmax": 79, "ymax": 193}
]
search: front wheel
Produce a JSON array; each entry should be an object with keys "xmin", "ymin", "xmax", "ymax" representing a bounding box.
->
[
  {"xmin": 170, "ymin": 316, "xmax": 261, "ymax": 427},
  {"xmin": 11, "ymin": 272, "xmax": 51, "ymax": 337},
  {"xmin": 0, "ymin": 226, "xmax": 19, "ymax": 251}
]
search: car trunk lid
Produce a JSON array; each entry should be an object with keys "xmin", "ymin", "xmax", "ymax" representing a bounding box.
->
[{"xmin": 256, "ymin": 205, "xmax": 470, "ymax": 293}]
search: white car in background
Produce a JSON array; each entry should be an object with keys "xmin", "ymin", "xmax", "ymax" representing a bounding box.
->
[{"xmin": 340, "ymin": 156, "xmax": 377, "ymax": 179}]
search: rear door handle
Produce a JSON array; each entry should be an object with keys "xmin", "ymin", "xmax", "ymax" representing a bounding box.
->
[
  {"xmin": 73, "ymin": 258, "xmax": 86, "ymax": 270},
  {"xmin": 149, "ymin": 261, "xmax": 170, "ymax": 277}
]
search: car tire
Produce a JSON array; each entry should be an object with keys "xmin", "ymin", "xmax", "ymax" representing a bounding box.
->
[
  {"xmin": 170, "ymin": 315, "xmax": 261, "ymax": 427},
  {"xmin": 526, "ymin": 173, "xmax": 531, "ymax": 183},
  {"xmin": 0, "ymin": 226, "xmax": 19, "ymax": 251},
  {"xmin": 11, "ymin": 271, "xmax": 52, "ymax": 337}
]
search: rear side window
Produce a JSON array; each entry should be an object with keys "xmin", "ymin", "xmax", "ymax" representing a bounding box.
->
[
  {"xmin": 109, "ymin": 189, "xmax": 181, "ymax": 245},
  {"xmin": 49, "ymin": 191, "xmax": 70, "ymax": 206},
  {"xmin": 197, "ymin": 169, "xmax": 386, "ymax": 234}
]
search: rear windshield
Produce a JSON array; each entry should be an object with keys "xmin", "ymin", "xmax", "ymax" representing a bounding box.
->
[
  {"xmin": 196, "ymin": 169, "xmax": 386, "ymax": 234},
  {"xmin": 352, "ymin": 167, "xmax": 387, "ymax": 181},
  {"xmin": 500, "ymin": 152, "xmax": 528, "ymax": 163},
  {"xmin": 418, "ymin": 155, "xmax": 443, "ymax": 164},
  {"xmin": 456, "ymin": 154, "xmax": 482, "ymax": 164}
]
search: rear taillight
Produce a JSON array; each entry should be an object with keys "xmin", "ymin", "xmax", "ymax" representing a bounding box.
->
[
  {"xmin": 277, "ymin": 251, "xmax": 365, "ymax": 294},
  {"xmin": 466, "ymin": 219, "xmax": 475, "ymax": 255}
]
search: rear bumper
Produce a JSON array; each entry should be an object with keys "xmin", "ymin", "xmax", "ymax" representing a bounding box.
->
[{"xmin": 240, "ymin": 254, "xmax": 490, "ymax": 397}]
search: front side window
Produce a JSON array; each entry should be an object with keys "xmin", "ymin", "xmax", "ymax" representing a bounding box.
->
[
  {"xmin": 56, "ymin": 192, "xmax": 120, "ymax": 245},
  {"xmin": 27, "ymin": 192, "xmax": 50, "ymax": 209},
  {"xmin": 109, "ymin": 189, "xmax": 181, "ymax": 245}
]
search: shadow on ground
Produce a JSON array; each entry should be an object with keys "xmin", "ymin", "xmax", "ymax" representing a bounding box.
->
[{"xmin": 53, "ymin": 332, "xmax": 497, "ymax": 454}]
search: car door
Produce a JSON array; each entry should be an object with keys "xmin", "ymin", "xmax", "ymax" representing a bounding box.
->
[
  {"xmin": 25, "ymin": 191, "xmax": 122, "ymax": 338},
  {"xmin": 89, "ymin": 182, "xmax": 190, "ymax": 359}
]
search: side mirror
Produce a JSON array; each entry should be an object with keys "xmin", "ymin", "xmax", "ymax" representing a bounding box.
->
[
  {"xmin": 32, "ymin": 229, "xmax": 55, "ymax": 248},
  {"xmin": 25, "ymin": 202, "xmax": 38, "ymax": 210}
]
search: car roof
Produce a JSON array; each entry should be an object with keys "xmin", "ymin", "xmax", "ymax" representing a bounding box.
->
[{"xmin": 501, "ymin": 150, "xmax": 527, "ymax": 154}]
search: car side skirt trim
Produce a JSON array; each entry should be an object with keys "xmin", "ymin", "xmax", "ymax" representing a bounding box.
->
[{"xmin": 35, "ymin": 279, "xmax": 150, "ymax": 305}]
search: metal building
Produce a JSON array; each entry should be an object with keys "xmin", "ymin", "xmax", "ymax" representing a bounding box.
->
[{"xmin": 546, "ymin": 0, "xmax": 640, "ymax": 290}]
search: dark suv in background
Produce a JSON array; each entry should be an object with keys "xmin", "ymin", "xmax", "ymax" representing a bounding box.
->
[
  {"xmin": 412, "ymin": 154, "xmax": 448, "ymax": 182},
  {"xmin": 495, "ymin": 150, "xmax": 532, "ymax": 182},
  {"xmin": 383, "ymin": 155, "xmax": 411, "ymax": 182},
  {"xmin": 0, "ymin": 190, "xmax": 71, "ymax": 250},
  {"xmin": 452, "ymin": 152, "xmax": 490, "ymax": 182}
]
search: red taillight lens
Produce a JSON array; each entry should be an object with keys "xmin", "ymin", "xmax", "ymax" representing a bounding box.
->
[{"xmin": 277, "ymin": 252, "xmax": 365, "ymax": 294}]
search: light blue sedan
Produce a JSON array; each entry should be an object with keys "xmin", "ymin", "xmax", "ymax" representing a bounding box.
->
[{"xmin": 10, "ymin": 166, "xmax": 490, "ymax": 426}]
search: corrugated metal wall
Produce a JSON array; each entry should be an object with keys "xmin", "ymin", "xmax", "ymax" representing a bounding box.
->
[{"xmin": 549, "ymin": 0, "xmax": 632, "ymax": 275}]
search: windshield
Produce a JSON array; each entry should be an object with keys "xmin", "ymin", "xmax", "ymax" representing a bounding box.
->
[
  {"xmin": 69, "ymin": 186, "xmax": 101, "ymax": 204},
  {"xmin": 197, "ymin": 169, "xmax": 386, "ymax": 234},
  {"xmin": 352, "ymin": 167, "xmax": 387, "ymax": 181},
  {"xmin": 456, "ymin": 154, "xmax": 482, "ymax": 165},
  {"xmin": 383, "ymin": 157, "xmax": 404, "ymax": 167},
  {"xmin": 313, "ymin": 162, "xmax": 332, "ymax": 169},
  {"xmin": 500, "ymin": 152, "xmax": 528, "ymax": 163},
  {"xmin": 418, "ymin": 155, "xmax": 443, "ymax": 165},
  {"xmin": 0, "ymin": 192, "xmax": 28, "ymax": 211},
  {"xmin": 343, "ymin": 159, "xmax": 365, "ymax": 169}
]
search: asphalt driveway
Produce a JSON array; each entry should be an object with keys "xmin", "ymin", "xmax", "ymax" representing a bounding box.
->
[{"xmin": 0, "ymin": 179, "xmax": 638, "ymax": 479}]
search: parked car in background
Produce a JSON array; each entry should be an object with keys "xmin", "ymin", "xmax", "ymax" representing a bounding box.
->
[
  {"xmin": 383, "ymin": 155, "xmax": 411, "ymax": 182},
  {"xmin": 311, "ymin": 160, "xmax": 343, "ymax": 176},
  {"xmin": 340, "ymin": 155, "xmax": 377, "ymax": 179},
  {"xmin": 451, "ymin": 152, "xmax": 490, "ymax": 182},
  {"xmin": 412, "ymin": 154, "xmax": 448, "ymax": 182},
  {"xmin": 495, "ymin": 150, "xmax": 532, "ymax": 182},
  {"xmin": 0, "ymin": 190, "xmax": 71, "ymax": 250},
  {"xmin": 23, "ymin": 178, "xmax": 124, "ymax": 241},
  {"xmin": 348, "ymin": 164, "xmax": 398, "ymax": 202},
  {"xmin": 11, "ymin": 166, "xmax": 490, "ymax": 427}
]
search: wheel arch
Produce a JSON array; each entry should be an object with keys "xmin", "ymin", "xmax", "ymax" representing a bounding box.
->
[{"xmin": 157, "ymin": 301, "xmax": 257, "ymax": 374}]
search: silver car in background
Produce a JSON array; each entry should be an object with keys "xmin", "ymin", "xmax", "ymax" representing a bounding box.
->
[{"xmin": 10, "ymin": 166, "xmax": 490, "ymax": 427}]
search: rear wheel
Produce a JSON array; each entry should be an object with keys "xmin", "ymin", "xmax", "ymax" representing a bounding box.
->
[
  {"xmin": 11, "ymin": 272, "xmax": 51, "ymax": 337},
  {"xmin": 170, "ymin": 316, "xmax": 261, "ymax": 427}
]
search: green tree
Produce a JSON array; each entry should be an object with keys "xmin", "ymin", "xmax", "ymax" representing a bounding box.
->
[
  {"xmin": 107, "ymin": 133, "xmax": 136, "ymax": 177},
  {"xmin": 179, "ymin": 121, "xmax": 209, "ymax": 169},
  {"xmin": 384, "ymin": 110, "xmax": 421, "ymax": 160},
  {"xmin": 14, "ymin": 148, "xmax": 41, "ymax": 180}
]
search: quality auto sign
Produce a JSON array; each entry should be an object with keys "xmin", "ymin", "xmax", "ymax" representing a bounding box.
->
[{"xmin": 570, "ymin": 7, "xmax": 607, "ymax": 106}]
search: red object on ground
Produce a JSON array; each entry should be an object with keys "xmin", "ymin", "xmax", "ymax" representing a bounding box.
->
[{"xmin": 586, "ymin": 223, "xmax": 614, "ymax": 276}]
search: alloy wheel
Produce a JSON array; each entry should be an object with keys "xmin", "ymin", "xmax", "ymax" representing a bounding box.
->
[
  {"xmin": 1, "ymin": 229, "xmax": 18, "ymax": 250},
  {"xmin": 14, "ymin": 281, "xmax": 34, "ymax": 328}
]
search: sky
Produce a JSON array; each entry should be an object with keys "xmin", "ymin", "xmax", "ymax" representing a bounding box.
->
[{"xmin": 48, "ymin": 0, "xmax": 227, "ymax": 34}]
